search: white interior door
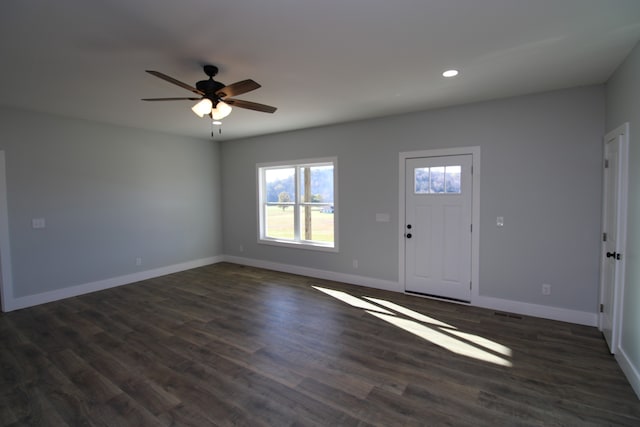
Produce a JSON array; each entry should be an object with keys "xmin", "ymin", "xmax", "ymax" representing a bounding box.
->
[
  {"xmin": 600, "ymin": 124, "xmax": 628, "ymax": 353},
  {"xmin": 404, "ymin": 155, "xmax": 472, "ymax": 302}
]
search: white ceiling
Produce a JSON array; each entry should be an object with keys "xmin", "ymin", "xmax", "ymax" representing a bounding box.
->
[{"xmin": 2, "ymin": 0, "xmax": 640, "ymax": 141}]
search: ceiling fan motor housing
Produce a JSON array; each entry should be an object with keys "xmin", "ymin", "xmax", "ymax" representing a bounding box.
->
[{"xmin": 196, "ymin": 79, "xmax": 226, "ymax": 103}]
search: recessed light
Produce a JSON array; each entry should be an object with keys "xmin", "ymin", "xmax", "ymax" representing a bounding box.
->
[{"xmin": 442, "ymin": 69, "xmax": 459, "ymax": 78}]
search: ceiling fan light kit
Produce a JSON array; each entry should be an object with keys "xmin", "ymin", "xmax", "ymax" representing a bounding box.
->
[
  {"xmin": 143, "ymin": 64, "xmax": 276, "ymax": 127},
  {"xmin": 191, "ymin": 98, "xmax": 213, "ymax": 117},
  {"xmin": 210, "ymin": 101, "xmax": 232, "ymax": 120}
]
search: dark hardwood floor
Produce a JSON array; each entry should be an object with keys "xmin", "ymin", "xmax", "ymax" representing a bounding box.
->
[{"xmin": 1, "ymin": 262, "xmax": 639, "ymax": 426}]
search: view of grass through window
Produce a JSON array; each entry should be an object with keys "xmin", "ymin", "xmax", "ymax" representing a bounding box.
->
[
  {"xmin": 260, "ymin": 161, "xmax": 335, "ymax": 247},
  {"xmin": 264, "ymin": 206, "xmax": 334, "ymax": 242}
]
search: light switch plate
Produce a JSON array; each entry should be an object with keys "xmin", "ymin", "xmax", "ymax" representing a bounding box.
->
[
  {"xmin": 376, "ymin": 213, "xmax": 390, "ymax": 222},
  {"xmin": 32, "ymin": 218, "xmax": 46, "ymax": 229},
  {"xmin": 496, "ymin": 216, "xmax": 504, "ymax": 227}
]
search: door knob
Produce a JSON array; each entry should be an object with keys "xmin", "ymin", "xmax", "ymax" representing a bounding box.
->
[
  {"xmin": 406, "ymin": 224, "xmax": 412, "ymax": 229},
  {"xmin": 406, "ymin": 233, "xmax": 412, "ymax": 239}
]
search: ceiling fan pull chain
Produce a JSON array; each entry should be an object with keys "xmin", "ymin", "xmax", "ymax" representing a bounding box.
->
[{"xmin": 210, "ymin": 121, "xmax": 223, "ymax": 139}]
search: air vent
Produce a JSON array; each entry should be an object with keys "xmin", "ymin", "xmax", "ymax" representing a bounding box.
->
[{"xmin": 494, "ymin": 312, "xmax": 523, "ymax": 320}]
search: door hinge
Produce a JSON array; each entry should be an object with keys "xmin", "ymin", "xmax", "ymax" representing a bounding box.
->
[
  {"xmin": 602, "ymin": 232, "xmax": 607, "ymax": 242},
  {"xmin": 470, "ymin": 281, "xmax": 472, "ymax": 290},
  {"xmin": 470, "ymin": 224, "xmax": 473, "ymax": 232},
  {"xmin": 604, "ymin": 159, "xmax": 609, "ymax": 169},
  {"xmin": 600, "ymin": 304, "xmax": 604, "ymax": 313},
  {"xmin": 471, "ymin": 165, "xmax": 474, "ymax": 175}
]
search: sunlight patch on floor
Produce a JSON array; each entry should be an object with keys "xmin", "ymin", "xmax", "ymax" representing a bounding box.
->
[
  {"xmin": 446, "ymin": 329, "xmax": 512, "ymax": 357},
  {"xmin": 367, "ymin": 311, "xmax": 512, "ymax": 367},
  {"xmin": 363, "ymin": 297, "xmax": 456, "ymax": 329},
  {"xmin": 313, "ymin": 286, "xmax": 513, "ymax": 368},
  {"xmin": 312, "ymin": 286, "xmax": 393, "ymax": 314}
]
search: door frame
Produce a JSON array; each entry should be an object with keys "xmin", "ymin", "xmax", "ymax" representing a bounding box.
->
[
  {"xmin": 0, "ymin": 151, "xmax": 13, "ymax": 312},
  {"xmin": 399, "ymin": 146, "xmax": 480, "ymax": 302},
  {"xmin": 598, "ymin": 123, "xmax": 629, "ymax": 353}
]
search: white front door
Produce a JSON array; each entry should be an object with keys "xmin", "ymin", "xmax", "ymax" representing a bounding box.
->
[
  {"xmin": 600, "ymin": 123, "xmax": 628, "ymax": 354},
  {"xmin": 404, "ymin": 155, "xmax": 472, "ymax": 302}
]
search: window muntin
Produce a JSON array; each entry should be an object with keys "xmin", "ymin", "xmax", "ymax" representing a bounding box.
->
[
  {"xmin": 259, "ymin": 159, "xmax": 336, "ymax": 250},
  {"xmin": 414, "ymin": 165, "xmax": 461, "ymax": 194}
]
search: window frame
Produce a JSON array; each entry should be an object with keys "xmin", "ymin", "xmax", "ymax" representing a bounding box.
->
[{"xmin": 257, "ymin": 157, "xmax": 338, "ymax": 252}]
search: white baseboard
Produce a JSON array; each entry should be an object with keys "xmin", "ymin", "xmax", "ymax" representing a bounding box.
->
[
  {"xmin": 222, "ymin": 255, "xmax": 401, "ymax": 293},
  {"xmin": 473, "ymin": 295, "xmax": 598, "ymax": 327},
  {"xmin": 6, "ymin": 254, "xmax": 599, "ymax": 329},
  {"xmin": 4, "ymin": 256, "xmax": 223, "ymax": 312},
  {"xmin": 616, "ymin": 346, "xmax": 640, "ymax": 400},
  {"xmin": 222, "ymin": 255, "xmax": 598, "ymax": 326}
]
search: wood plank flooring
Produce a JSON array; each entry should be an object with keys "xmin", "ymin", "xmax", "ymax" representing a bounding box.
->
[{"xmin": 1, "ymin": 262, "xmax": 639, "ymax": 426}]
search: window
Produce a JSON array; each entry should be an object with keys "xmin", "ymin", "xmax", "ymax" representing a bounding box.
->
[
  {"xmin": 414, "ymin": 165, "xmax": 461, "ymax": 194},
  {"xmin": 258, "ymin": 158, "xmax": 337, "ymax": 251}
]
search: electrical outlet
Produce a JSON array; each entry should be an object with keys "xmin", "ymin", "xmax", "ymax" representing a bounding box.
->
[
  {"xmin": 542, "ymin": 283, "xmax": 551, "ymax": 295},
  {"xmin": 239, "ymin": 244, "xmax": 244, "ymax": 252},
  {"xmin": 352, "ymin": 259, "xmax": 358, "ymax": 269},
  {"xmin": 135, "ymin": 257, "xmax": 142, "ymax": 266}
]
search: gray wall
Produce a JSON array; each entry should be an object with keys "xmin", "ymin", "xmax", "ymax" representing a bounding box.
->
[
  {"xmin": 0, "ymin": 108, "xmax": 222, "ymax": 298},
  {"xmin": 222, "ymin": 86, "xmax": 604, "ymax": 313},
  {"xmin": 606, "ymin": 41, "xmax": 640, "ymax": 390}
]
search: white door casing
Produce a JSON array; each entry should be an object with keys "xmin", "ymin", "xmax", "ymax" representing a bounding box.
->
[
  {"xmin": 599, "ymin": 123, "xmax": 629, "ymax": 354},
  {"xmin": 0, "ymin": 151, "xmax": 13, "ymax": 312},
  {"xmin": 404, "ymin": 154, "xmax": 473, "ymax": 302}
]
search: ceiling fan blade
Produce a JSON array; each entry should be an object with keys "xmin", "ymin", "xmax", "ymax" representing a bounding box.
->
[
  {"xmin": 216, "ymin": 79, "xmax": 261, "ymax": 98},
  {"xmin": 146, "ymin": 70, "xmax": 204, "ymax": 96},
  {"xmin": 141, "ymin": 97, "xmax": 201, "ymax": 101},
  {"xmin": 225, "ymin": 98, "xmax": 277, "ymax": 113}
]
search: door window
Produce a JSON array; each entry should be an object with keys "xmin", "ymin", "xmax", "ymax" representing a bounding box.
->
[{"xmin": 414, "ymin": 165, "xmax": 462, "ymax": 194}]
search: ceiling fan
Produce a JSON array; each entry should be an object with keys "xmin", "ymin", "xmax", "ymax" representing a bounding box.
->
[{"xmin": 142, "ymin": 65, "xmax": 277, "ymax": 120}]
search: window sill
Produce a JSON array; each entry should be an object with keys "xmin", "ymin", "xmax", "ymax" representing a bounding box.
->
[{"xmin": 258, "ymin": 238, "xmax": 338, "ymax": 253}]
